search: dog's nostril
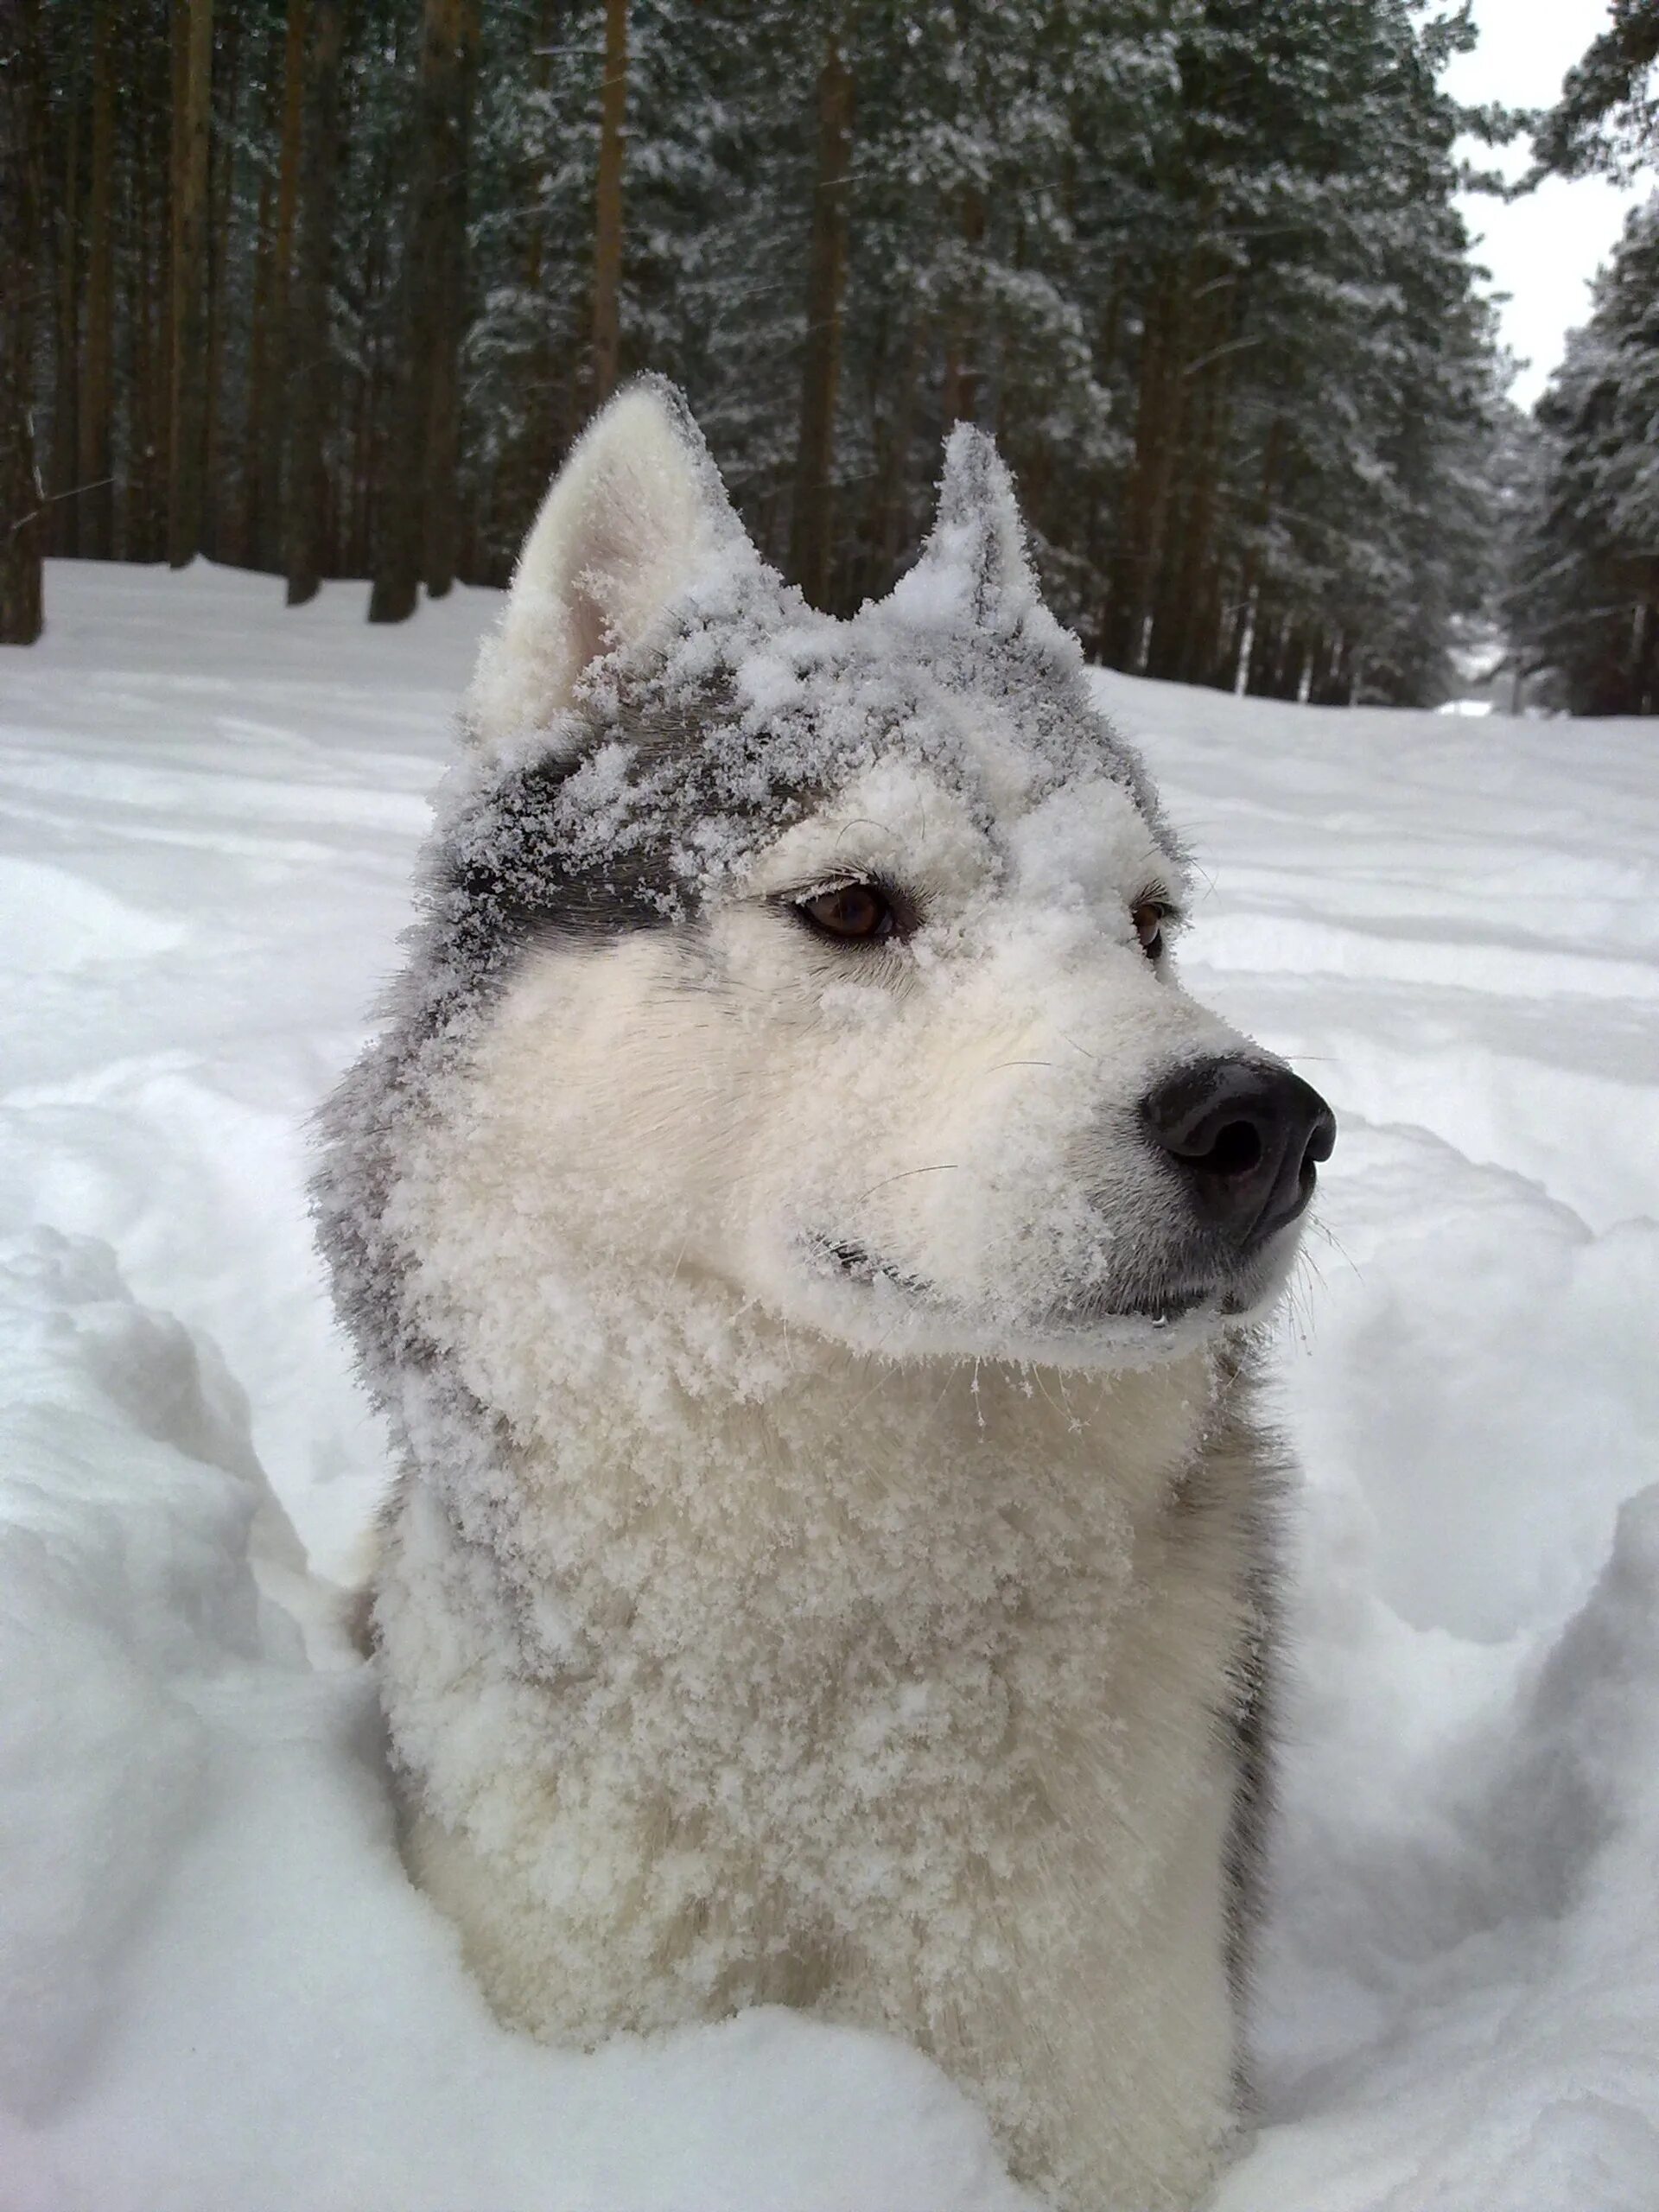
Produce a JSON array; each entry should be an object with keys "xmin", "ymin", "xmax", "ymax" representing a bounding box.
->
[
  {"xmin": 1304, "ymin": 1105, "xmax": 1338, "ymax": 1167},
  {"xmin": 1196, "ymin": 1120, "xmax": 1262, "ymax": 1179}
]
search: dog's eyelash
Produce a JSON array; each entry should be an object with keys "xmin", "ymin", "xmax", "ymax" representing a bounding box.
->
[
  {"xmin": 777, "ymin": 874, "xmax": 875, "ymax": 905},
  {"xmin": 1136, "ymin": 886, "xmax": 1184, "ymax": 931},
  {"xmin": 772, "ymin": 874, "xmax": 918, "ymax": 920}
]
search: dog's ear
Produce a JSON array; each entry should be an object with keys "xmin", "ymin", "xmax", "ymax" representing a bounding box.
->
[
  {"xmin": 886, "ymin": 423, "xmax": 1039, "ymax": 635},
  {"xmin": 467, "ymin": 377, "xmax": 748, "ymax": 749}
]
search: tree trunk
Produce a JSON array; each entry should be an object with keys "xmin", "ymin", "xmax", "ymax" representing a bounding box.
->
[
  {"xmin": 348, "ymin": 269, "xmax": 378, "ymax": 575},
  {"xmin": 77, "ymin": 0, "xmax": 116, "ymax": 558},
  {"xmin": 202, "ymin": 1, "xmax": 241, "ymax": 561},
  {"xmin": 1147, "ymin": 271, "xmax": 1236, "ymax": 685},
  {"xmin": 168, "ymin": 0, "xmax": 213, "ymax": 567},
  {"xmin": 590, "ymin": 0, "xmax": 627, "ymax": 406},
  {"xmin": 787, "ymin": 27, "xmax": 852, "ymax": 611},
  {"xmin": 368, "ymin": 284, "xmax": 423, "ymax": 620},
  {"xmin": 144, "ymin": 18, "xmax": 175, "ymax": 559},
  {"xmin": 254, "ymin": 0, "xmax": 306, "ymax": 570},
  {"xmin": 1103, "ymin": 259, "xmax": 1191, "ymax": 673},
  {"xmin": 875, "ymin": 314, "xmax": 925, "ymax": 577},
  {"xmin": 122, "ymin": 64, "xmax": 149, "ymax": 558},
  {"xmin": 149, "ymin": 0, "xmax": 177, "ymax": 555},
  {"xmin": 283, "ymin": 0, "xmax": 343, "ymax": 607},
  {"xmin": 50, "ymin": 49, "xmax": 79, "ymax": 556},
  {"xmin": 2, "ymin": 0, "xmax": 46, "ymax": 642},
  {"xmin": 1223, "ymin": 417, "xmax": 1282, "ymax": 690},
  {"xmin": 372, "ymin": 0, "xmax": 457, "ymax": 622},
  {"xmin": 120, "ymin": 23, "xmax": 163, "ymax": 560},
  {"xmin": 244, "ymin": 151, "xmax": 275, "ymax": 563},
  {"xmin": 422, "ymin": 0, "xmax": 480, "ymax": 599},
  {"xmin": 1637, "ymin": 576, "xmax": 1659, "ymax": 716},
  {"xmin": 1245, "ymin": 602, "xmax": 1279, "ymax": 696},
  {"xmin": 372, "ymin": 0, "xmax": 480, "ymax": 619}
]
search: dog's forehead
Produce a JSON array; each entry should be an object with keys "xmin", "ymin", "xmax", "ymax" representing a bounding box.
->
[
  {"xmin": 729, "ymin": 602, "xmax": 1156, "ymax": 833},
  {"xmin": 753, "ymin": 747, "xmax": 1173, "ymax": 921},
  {"xmin": 437, "ymin": 560, "xmax": 1182, "ymax": 947}
]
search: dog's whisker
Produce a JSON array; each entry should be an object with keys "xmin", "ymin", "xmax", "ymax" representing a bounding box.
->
[
  {"xmin": 1306, "ymin": 1216, "xmax": 1362, "ymax": 1279},
  {"xmin": 851, "ymin": 1163, "xmax": 961, "ymax": 1204},
  {"xmin": 315, "ymin": 376, "xmax": 1338, "ymax": 2202}
]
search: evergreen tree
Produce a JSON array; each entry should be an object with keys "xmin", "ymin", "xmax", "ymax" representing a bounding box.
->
[
  {"xmin": 1533, "ymin": 0, "xmax": 1659, "ymax": 181},
  {"xmin": 1506, "ymin": 197, "xmax": 1659, "ymax": 716},
  {"xmin": 16, "ymin": 0, "xmax": 1513, "ymax": 705}
]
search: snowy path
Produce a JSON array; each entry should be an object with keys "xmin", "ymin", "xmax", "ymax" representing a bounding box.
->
[{"xmin": 2, "ymin": 562, "xmax": 1656, "ymax": 2209}]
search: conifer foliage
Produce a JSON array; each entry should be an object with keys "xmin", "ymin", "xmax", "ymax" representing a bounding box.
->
[
  {"xmin": 1505, "ymin": 5, "xmax": 1659, "ymax": 720},
  {"xmin": 1532, "ymin": 0, "xmax": 1659, "ymax": 183},
  {"xmin": 1506, "ymin": 196, "xmax": 1659, "ymax": 717},
  {"xmin": 16, "ymin": 0, "xmax": 1509, "ymax": 704}
]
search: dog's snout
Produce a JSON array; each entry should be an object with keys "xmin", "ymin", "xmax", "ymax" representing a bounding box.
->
[{"xmin": 1141, "ymin": 1056, "xmax": 1336, "ymax": 1246}]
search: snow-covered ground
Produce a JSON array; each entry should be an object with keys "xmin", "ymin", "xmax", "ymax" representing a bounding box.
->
[{"xmin": 2, "ymin": 559, "xmax": 1656, "ymax": 2210}]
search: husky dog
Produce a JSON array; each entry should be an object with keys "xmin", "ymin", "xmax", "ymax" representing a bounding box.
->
[{"xmin": 315, "ymin": 379, "xmax": 1334, "ymax": 2211}]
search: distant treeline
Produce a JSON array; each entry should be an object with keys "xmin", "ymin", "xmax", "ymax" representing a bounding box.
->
[{"xmin": 0, "ymin": 0, "xmax": 1560, "ymax": 706}]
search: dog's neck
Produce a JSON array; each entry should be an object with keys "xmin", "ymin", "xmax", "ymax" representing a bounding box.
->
[{"xmin": 395, "ymin": 1262, "xmax": 1224, "ymax": 1676}]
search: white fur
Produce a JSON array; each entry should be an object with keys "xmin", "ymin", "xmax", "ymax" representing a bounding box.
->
[
  {"xmin": 347, "ymin": 387, "xmax": 1309, "ymax": 2212},
  {"xmin": 467, "ymin": 379, "xmax": 751, "ymax": 752}
]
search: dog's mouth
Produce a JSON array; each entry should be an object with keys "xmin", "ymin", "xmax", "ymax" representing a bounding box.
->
[
  {"xmin": 804, "ymin": 1231, "xmax": 1258, "ymax": 1335},
  {"xmin": 1045, "ymin": 1225, "xmax": 1297, "ymax": 1334},
  {"xmin": 810, "ymin": 1234, "xmax": 931, "ymax": 1300},
  {"xmin": 1046, "ymin": 1279, "xmax": 1250, "ymax": 1331}
]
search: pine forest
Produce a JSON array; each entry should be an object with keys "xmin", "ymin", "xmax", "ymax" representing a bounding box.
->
[{"xmin": 3, "ymin": 0, "xmax": 1656, "ymax": 714}]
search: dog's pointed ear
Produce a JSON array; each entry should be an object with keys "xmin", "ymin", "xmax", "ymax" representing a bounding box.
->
[
  {"xmin": 467, "ymin": 377, "xmax": 747, "ymax": 749},
  {"xmin": 886, "ymin": 423, "xmax": 1039, "ymax": 634}
]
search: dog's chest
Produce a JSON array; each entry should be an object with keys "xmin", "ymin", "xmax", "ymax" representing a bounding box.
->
[
  {"xmin": 378, "ymin": 1351, "xmax": 1255, "ymax": 2209},
  {"xmin": 388, "ymin": 1352, "xmax": 1249, "ymax": 1931}
]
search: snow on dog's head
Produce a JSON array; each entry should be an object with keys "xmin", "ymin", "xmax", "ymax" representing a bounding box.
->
[{"xmin": 380, "ymin": 379, "xmax": 1332, "ymax": 1380}]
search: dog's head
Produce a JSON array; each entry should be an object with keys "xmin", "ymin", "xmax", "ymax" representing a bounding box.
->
[{"xmin": 412, "ymin": 379, "xmax": 1332, "ymax": 1371}]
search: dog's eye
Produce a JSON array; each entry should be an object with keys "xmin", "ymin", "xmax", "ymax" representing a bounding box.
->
[
  {"xmin": 1132, "ymin": 899, "xmax": 1168, "ymax": 960},
  {"xmin": 795, "ymin": 882, "xmax": 901, "ymax": 944}
]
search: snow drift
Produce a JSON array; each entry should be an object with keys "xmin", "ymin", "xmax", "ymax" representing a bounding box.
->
[{"xmin": 1, "ymin": 560, "xmax": 1656, "ymax": 2209}]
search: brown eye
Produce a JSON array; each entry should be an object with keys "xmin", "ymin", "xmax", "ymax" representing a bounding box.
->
[
  {"xmin": 797, "ymin": 882, "xmax": 899, "ymax": 944},
  {"xmin": 1132, "ymin": 899, "xmax": 1167, "ymax": 960}
]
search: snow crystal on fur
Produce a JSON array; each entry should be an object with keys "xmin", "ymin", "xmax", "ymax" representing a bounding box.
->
[{"xmin": 315, "ymin": 381, "xmax": 1298, "ymax": 2211}]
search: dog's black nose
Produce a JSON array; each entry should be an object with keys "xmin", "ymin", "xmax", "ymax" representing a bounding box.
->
[{"xmin": 1141, "ymin": 1057, "xmax": 1336, "ymax": 1247}]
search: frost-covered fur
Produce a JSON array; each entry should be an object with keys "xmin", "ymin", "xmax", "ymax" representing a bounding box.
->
[{"xmin": 315, "ymin": 380, "xmax": 1318, "ymax": 2211}]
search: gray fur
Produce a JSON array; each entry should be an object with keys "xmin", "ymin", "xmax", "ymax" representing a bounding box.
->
[{"xmin": 310, "ymin": 385, "xmax": 1319, "ymax": 2210}]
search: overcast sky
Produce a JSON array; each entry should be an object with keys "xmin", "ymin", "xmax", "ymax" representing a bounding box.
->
[{"xmin": 1446, "ymin": 0, "xmax": 1649, "ymax": 408}]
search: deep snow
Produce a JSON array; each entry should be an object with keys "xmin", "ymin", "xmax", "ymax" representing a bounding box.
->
[{"xmin": 2, "ymin": 559, "xmax": 1656, "ymax": 2210}]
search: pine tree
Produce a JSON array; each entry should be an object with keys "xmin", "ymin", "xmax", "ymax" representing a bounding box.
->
[
  {"xmin": 20, "ymin": 0, "xmax": 1513, "ymax": 700},
  {"xmin": 1533, "ymin": 0, "xmax": 1659, "ymax": 181},
  {"xmin": 1507, "ymin": 197, "xmax": 1659, "ymax": 716}
]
